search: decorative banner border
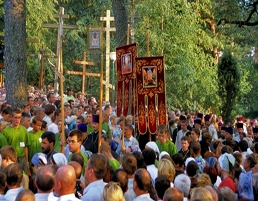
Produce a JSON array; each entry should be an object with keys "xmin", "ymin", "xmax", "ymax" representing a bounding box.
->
[
  {"xmin": 116, "ymin": 43, "xmax": 137, "ymax": 117},
  {"xmin": 135, "ymin": 56, "xmax": 166, "ymax": 134}
]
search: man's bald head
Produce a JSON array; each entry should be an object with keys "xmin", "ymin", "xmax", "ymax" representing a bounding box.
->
[
  {"xmin": 55, "ymin": 165, "xmax": 76, "ymax": 196},
  {"xmin": 163, "ymin": 187, "xmax": 184, "ymax": 201},
  {"xmin": 15, "ymin": 189, "xmax": 35, "ymax": 201},
  {"xmin": 68, "ymin": 161, "xmax": 82, "ymax": 179}
]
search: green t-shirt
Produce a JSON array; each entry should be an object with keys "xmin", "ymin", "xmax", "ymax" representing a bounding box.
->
[
  {"xmin": 87, "ymin": 125, "xmax": 94, "ymax": 134},
  {"xmin": 3, "ymin": 125, "xmax": 29, "ymax": 157},
  {"xmin": 0, "ymin": 133, "xmax": 8, "ymax": 148},
  {"xmin": 156, "ymin": 140, "xmax": 178, "ymax": 158},
  {"xmin": 102, "ymin": 122, "xmax": 111, "ymax": 138},
  {"xmin": 54, "ymin": 133, "xmax": 61, "ymax": 152},
  {"xmin": 109, "ymin": 159, "xmax": 120, "ymax": 171},
  {"xmin": 68, "ymin": 150, "xmax": 88, "ymax": 176},
  {"xmin": 28, "ymin": 130, "xmax": 44, "ymax": 162}
]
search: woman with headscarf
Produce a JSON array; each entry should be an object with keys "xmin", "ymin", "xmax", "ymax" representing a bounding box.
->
[
  {"xmin": 204, "ymin": 157, "xmax": 221, "ymax": 189},
  {"xmin": 217, "ymin": 153, "xmax": 236, "ymax": 193}
]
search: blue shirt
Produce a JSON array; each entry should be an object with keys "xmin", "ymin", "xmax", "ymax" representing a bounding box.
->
[{"xmin": 116, "ymin": 136, "xmax": 139, "ymax": 155}]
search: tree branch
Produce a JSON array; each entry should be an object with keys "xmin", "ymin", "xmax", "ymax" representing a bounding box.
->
[{"xmin": 217, "ymin": 0, "xmax": 258, "ymax": 27}]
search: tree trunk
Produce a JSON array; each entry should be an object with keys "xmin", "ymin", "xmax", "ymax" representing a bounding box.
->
[
  {"xmin": 111, "ymin": 0, "xmax": 128, "ymax": 47},
  {"xmin": 4, "ymin": 0, "xmax": 27, "ymax": 108}
]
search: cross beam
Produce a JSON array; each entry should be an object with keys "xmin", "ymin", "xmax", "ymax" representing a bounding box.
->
[
  {"xmin": 42, "ymin": 7, "xmax": 79, "ymax": 94},
  {"xmin": 70, "ymin": 52, "xmax": 95, "ymax": 96},
  {"xmin": 100, "ymin": 10, "xmax": 116, "ymax": 101}
]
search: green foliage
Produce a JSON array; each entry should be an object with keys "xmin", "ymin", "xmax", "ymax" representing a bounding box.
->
[
  {"xmin": 134, "ymin": 0, "xmax": 219, "ymax": 112},
  {"xmin": 218, "ymin": 50, "xmax": 241, "ymax": 122}
]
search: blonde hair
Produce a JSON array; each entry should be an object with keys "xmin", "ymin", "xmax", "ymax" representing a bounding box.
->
[
  {"xmin": 110, "ymin": 114, "xmax": 117, "ymax": 122},
  {"xmin": 158, "ymin": 158, "xmax": 175, "ymax": 182},
  {"xmin": 103, "ymin": 182, "xmax": 125, "ymax": 201},
  {"xmin": 190, "ymin": 187, "xmax": 213, "ymax": 201},
  {"xmin": 197, "ymin": 173, "xmax": 212, "ymax": 187}
]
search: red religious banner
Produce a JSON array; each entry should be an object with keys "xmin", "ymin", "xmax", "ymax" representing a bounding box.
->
[
  {"xmin": 135, "ymin": 56, "xmax": 167, "ymax": 134},
  {"xmin": 116, "ymin": 43, "xmax": 137, "ymax": 117}
]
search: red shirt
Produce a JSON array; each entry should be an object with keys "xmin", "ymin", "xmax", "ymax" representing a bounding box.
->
[{"xmin": 218, "ymin": 176, "xmax": 236, "ymax": 193}]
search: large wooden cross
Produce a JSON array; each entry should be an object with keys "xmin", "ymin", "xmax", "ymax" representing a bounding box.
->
[
  {"xmin": 42, "ymin": 7, "xmax": 79, "ymax": 94},
  {"xmin": 100, "ymin": 10, "xmax": 116, "ymax": 101},
  {"xmin": 27, "ymin": 46, "xmax": 58, "ymax": 91},
  {"xmin": 66, "ymin": 52, "xmax": 96, "ymax": 97}
]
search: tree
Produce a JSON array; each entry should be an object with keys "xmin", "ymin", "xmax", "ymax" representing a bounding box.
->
[
  {"xmin": 111, "ymin": 0, "xmax": 128, "ymax": 47},
  {"xmin": 218, "ymin": 50, "xmax": 241, "ymax": 122},
  {"xmin": 4, "ymin": 0, "xmax": 27, "ymax": 108}
]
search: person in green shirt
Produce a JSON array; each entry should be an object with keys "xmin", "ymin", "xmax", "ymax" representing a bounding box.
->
[
  {"xmin": 86, "ymin": 112, "xmax": 94, "ymax": 134},
  {"xmin": 28, "ymin": 116, "xmax": 43, "ymax": 163},
  {"xmin": 155, "ymin": 124, "xmax": 178, "ymax": 158},
  {"xmin": 67, "ymin": 129, "xmax": 88, "ymax": 175},
  {"xmin": 2, "ymin": 109, "xmax": 29, "ymax": 175},
  {"xmin": 0, "ymin": 133, "xmax": 8, "ymax": 148},
  {"xmin": 102, "ymin": 111, "xmax": 111, "ymax": 138},
  {"xmin": 100, "ymin": 143, "xmax": 120, "ymax": 171}
]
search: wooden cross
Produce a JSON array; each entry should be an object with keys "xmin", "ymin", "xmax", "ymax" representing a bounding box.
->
[
  {"xmin": 66, "ymin": 52, "xmax": 95, "ymax": 96},
  {"xmin": 100, "ymin": 10, "xmax": 116, "ymax": 101},
  {"xmin": 27, "ymin": 45, "xmax": 58, "ymax": 90},
  {"xmin": 42, "ymin": 7, "xmax": 79, "ymax": 94}
]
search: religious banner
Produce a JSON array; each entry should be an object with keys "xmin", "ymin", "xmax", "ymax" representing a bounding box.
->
[
  {"xmin": 135, "ymin": 56, "xmax": 166, "ymax": 134},
  {"xmin": 116, "ymin": 43, "xmax": 137, "ymax": 117}
]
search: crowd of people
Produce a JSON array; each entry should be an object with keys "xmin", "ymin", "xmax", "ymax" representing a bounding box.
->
[{"xmin": 0, "ymin": 87, "xmax": 257, "ymax": 201}]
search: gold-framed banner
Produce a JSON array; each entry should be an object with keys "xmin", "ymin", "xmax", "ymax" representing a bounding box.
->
[
  {"xmin": 116, "ymin": 43, "xmax": 137, "ymax": 117},
  {"xmin": 135, "ymin": 56, "xmax": 167, "ymax": 134},
  {"xmin": 87, "ymin": 26, "xmax": 103, "ymax": 50}
]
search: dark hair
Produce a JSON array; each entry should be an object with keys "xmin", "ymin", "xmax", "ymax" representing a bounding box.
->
[
  {"xmin": 87, "ymin": 154, "xmax": 108, "ymax": 179},
  {"xmin": 47, "ymin": 92, "xmax": 54, "ymax": 100},
  {"xmin": 35, "ymin": 166, "xmax": 55, "ymax": 191},
  {"xmin": 42, "ymin": 120, "xmax": 47, "ymax": 129},
  {"xmin": 70, "ymin": 154, "xmax": 84, "ymax": 168},
  {"xmin": 41, "ymin": 131, "xmax": 56, "ymax": 144},
  {"xmin": 186, "ymin": 161, "xmax": 199, "ymax": 177},
  {"xmin": 132, "ymin": 151, "xmax": 146, "ymax": 169},
  {"xmin": 134, "ymin": 169, "xmax": 151, "ymax": 191},
  {"xmin": 155, "ymin": 175, "xmax": 170, "ymax": 199},
  {"xmin": 2, "ymin": 106, "xmax": 12, "ymax": 115},
  {"xmin": 68, "ymin": 129, "xmax": 83, "ymax": 142},
  {"xmin": 32, "ymin": 116, "xmax": 42, "ymax": 124},
  {"xmin": 192, "ymin": 128, "xmax": 200, "ymax": 137},
  {"xmin": 111, "ymin": 169, "xmax": 128, "ymax": 194},
  {"xmin": 122, "ymin": 154, "xmax": 137, "ymax": 175},
  {"xmin": 22, "ymin": 112, "xmax": 30, "ymax": 120},
  {"xmin": 203, "ymin": 166, "xmax": 217, "ymax": 185},
  {"xmin": 221, "ymin": 145, "xmax": 233, "ymax": 154},
  {"xmin": 1, "ymin": 102, "xmax": 11, "ymax": 113},
  {"xmin": 0, "ymin": 170, "xmax": 6, "ymax": 191},
  {"xmin": 45, "ymin": 104, "xmax": 55, "ymax": 116},
  {"xmin": 190, "ymin": 141, "xmax": 201, "ymax": 155},
  {"xmin": 172, "ymin": 153, "xmax": 184, "ymax": 167},
  {"xmin": 5, "ymin": 163, "xmax": 23, "ymax": 186},
  {"xmin": 142, "ymin": 148, "xmax": 156, "ymax": 166},
  {"xmin": 246, "ymin": 154, "xmax": 257, "ymax": 168},
  {"xmin": 238, "ymin": 140, "xmax": 248, "ymax": 152}
]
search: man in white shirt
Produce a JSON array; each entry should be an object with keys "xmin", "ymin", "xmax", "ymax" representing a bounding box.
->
[
  {"xmin": 142, "ymin": 149, "xmax": 157, "ymax": 182},
  {"xmin": 133, "ymin": 168, "xmax": 154, "ymax": 201},
  {"xmin": 4, "ymin": 163, "xmax": 24, "ymax": 201},
  {"xmin": 54, "ymin": 165, "xmax": 81, "ymax": 201},
  {"xmin": 174, "ymin": 174, "xmax": 191, "ymax": 201},
  {"xmin": 116, "ymin": 124, "xmax": 139, "ymax": 156},
  {"xmin": 82, "ymin": 154, "xmax": 108, "ymax": 201}
]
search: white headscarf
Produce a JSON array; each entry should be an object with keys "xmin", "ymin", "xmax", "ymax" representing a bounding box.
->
[
  {"xmin": 52, "ymin": 153, "xmax": 68, "ymax": 166},
  {"xmin": 218, "ymin": 153, "xmax": 235, "ymax": 172},
  {"xmin": 159, "ymin": 151, "xmax": 169, "ymax": 161},
  {"xmin": 146, "ymin": 142, "xmax": 160, "ymax": 154}
]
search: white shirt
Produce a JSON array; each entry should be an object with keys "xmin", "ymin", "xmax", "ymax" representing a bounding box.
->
[
  {"xmin": 35, "ymin": 193, "xmax": 50, "ymax": 201},
  {"xmin": 146, "ymin": 164, "xmax": 158, "ymax": 183},
  {"xmin": 48, "ymin": 123, "xmax": 59, "ymax": 134},
  {"xmin": 57, "ymin": 193, "xmax": 81, "ymax": 201},
  {"xmin": 4, "ymin": 187, "xmax": 23, "ymax": 201},
  {"xmin": 124, "ymin": 178, "xmax": 136, "ymax": 201},
  {"xmin": 133, "ymin": 193, "xmax": 154, "ymax": 201},
  {"xmin": 82, "ymin": 179, "xmax": 106, "ymax": 201}
]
